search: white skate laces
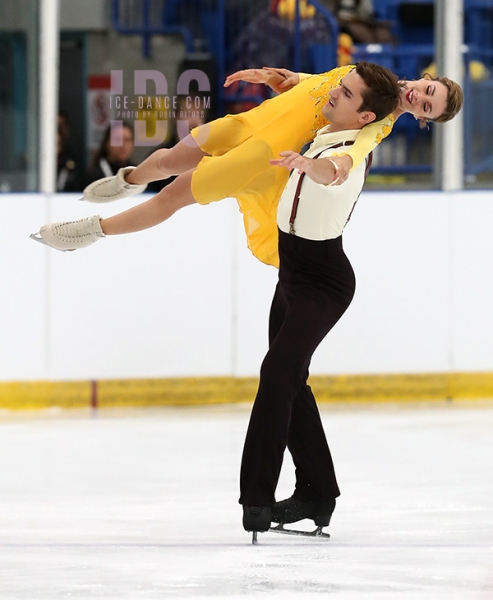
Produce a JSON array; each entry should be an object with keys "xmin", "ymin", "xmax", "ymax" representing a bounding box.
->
[
  {"xmin": 30, "ymin": 215, "xmax": 105, "ymax": 251},
  {"xmin": 83, "ymin": 166, "xmax": 147, "ymax": 203}
]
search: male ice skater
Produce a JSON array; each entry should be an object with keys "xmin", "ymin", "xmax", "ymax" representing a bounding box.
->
[{"xmin": 240, "ymin": 62, "xmax": 401, "ymax": 538}]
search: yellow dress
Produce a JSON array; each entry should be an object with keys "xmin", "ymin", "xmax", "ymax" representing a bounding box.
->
[{"xmin": 191, "ymin": 65, "xmax": 394, "ymax": 268}]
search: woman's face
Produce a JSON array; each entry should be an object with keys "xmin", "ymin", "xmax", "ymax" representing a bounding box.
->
[{"xmin": 400, "ymin": 78, "xmax": 448, "ymax": 121}]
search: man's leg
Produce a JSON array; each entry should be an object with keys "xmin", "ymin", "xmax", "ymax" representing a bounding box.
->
[
  {"xmin": 240, "ymin": 291, "xmax": 348, "ymax": 507},
  {"xmin": 267, "ymin": 283, "xmax": 335, "ymax": 495},
  {"xmin": 268, "ymin": 281, "xmax": 288, "ymax": 346},
  {"xmin": 241, "ymin": 279, "xmax": 287, "ymax": 533},
  {"xmin": 268, "ymin": 382, "xmax": 338, "ymax": 528},
  {"xmin": 267, "ymin": 279, "xmax": 336, "ymax": 497},
  {"xmin": 287, "ymin": 383, "xmax": 340, "ymax": 501}
]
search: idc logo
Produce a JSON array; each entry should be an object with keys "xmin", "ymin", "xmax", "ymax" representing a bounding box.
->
[{"xmin": 109, "ymin": 69, "xmax": 211, "ymax": 147}]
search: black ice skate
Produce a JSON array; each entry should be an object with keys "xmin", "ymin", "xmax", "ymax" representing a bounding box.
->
[
  {"xmin": 269, "ymin": 496, "xmax": 335, "ymax": 539},
  {"xmin": 242, "ymin": 505, "xmax": 272, "ymax": 544}
]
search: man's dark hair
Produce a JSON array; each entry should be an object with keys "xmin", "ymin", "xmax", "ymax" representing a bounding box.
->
[{"xmin": 355, "ymin": 62, "xmax": 401, "ymax": 122}]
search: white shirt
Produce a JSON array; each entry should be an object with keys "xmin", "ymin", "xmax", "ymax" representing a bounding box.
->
[{"xmin": 277, "ymin": 127, "xmax": 367, "ymax": 241}]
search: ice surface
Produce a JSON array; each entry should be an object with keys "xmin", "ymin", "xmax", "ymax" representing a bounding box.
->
[{"xmin": 0, "ymin": 402, "xmax": 492, "ymax": 599}]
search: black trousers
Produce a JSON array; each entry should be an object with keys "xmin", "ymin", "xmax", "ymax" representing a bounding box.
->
[{"xmin": 239, "ymin": 230, "xmax": 356, "ymax": 506}]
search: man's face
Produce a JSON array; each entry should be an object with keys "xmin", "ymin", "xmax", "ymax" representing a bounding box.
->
[{"xmin": 321, "ymin": 69, "xmax": 372, "ymax": 130}]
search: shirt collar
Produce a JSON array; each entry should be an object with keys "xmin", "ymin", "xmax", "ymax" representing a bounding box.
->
[{"xmin": 309, "ymin": 127, "xmax": 361, "ymax": 151}]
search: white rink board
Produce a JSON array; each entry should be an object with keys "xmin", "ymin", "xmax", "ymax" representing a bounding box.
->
[{"xmin": 0, "ymin": 190, "xmax": 492, "ymax": 380}]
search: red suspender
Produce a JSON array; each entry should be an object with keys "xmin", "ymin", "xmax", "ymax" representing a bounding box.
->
[
  {"xmin": 289, "ymin": 150, "xmax": 325, "ymax": 235},
  {"xmin": 288, "ymin": 141, "xmax": 373, "ymax": 235}
]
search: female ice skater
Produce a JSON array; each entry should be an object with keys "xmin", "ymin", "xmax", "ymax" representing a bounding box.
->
[{"xmin": 32, "ymin": 63, "xmax": 463, "ymax": 268}]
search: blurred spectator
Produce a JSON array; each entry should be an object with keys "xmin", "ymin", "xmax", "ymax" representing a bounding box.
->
[
  {"xmin": 84, "ymin": 121, "xmax": 135, "ymax": 186},
  {"xmin": 225, "ymin": 0, "xmax": 334, "ymax": 112},
  {"xmin": 231, "ymin": 0, "xmax": 334, "ymax": 76},
  {"xmin": 321, "ymin": 0, "xmax": 397, "ymax": 45},
  {"xmin": 57, "ymin": 110, "xmax": 71, "ymax": 144},
  {"xmin": 58, "ymin": 109, "xmax": 83, "ymax": 164},
  {"xmin": 56, "ymin": 112, "xmax": 83, "ymax": 192}
]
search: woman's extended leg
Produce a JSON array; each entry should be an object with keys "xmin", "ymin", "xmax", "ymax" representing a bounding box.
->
[
  {"xmin": 125, "ymin": 134, "xmax": 208, "ymax": 185},
  {"xmin": 103, "ymin": 136, "xmax": 278, "ymax": 235},
  {"xmin": 101, "ymin": 169, "xmax": 196, "ymax": 235},
  {"xmin": 32, "ymin": 134, "xmax": 276, "ymax": 250},
  {"xmin": 82, "ymin": 133, "xmax": 208, "ymax": 204},
  {"xmin": 31, "ymin": 170, "xmax": 198, "ymax": 250}
]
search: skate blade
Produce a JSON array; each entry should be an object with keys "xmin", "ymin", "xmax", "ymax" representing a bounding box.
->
[
  {"xmin": 269, "ymin": 524, "xmax": 330, "ymax": 539},
  {"xmin": 30, "ymin": 233, "xmax": 69, "ymax": 252}
]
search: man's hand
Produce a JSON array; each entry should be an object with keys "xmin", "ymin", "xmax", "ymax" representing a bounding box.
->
[
  {"xmin": 270, "ymin": 151, "xmax": 310, "ymax": 174},
  {"xmin": 224, "ymin": 67, "xmax": 300, "ymax": 94}
]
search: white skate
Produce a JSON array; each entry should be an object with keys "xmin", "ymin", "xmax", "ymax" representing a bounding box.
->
[
  {"xmin": 83, "ymin": 166, "xmax": 147, "ymax": 203},
  {"xmin": 30, "ymin": 215, "xmax": 105, "ymax": 251}
]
